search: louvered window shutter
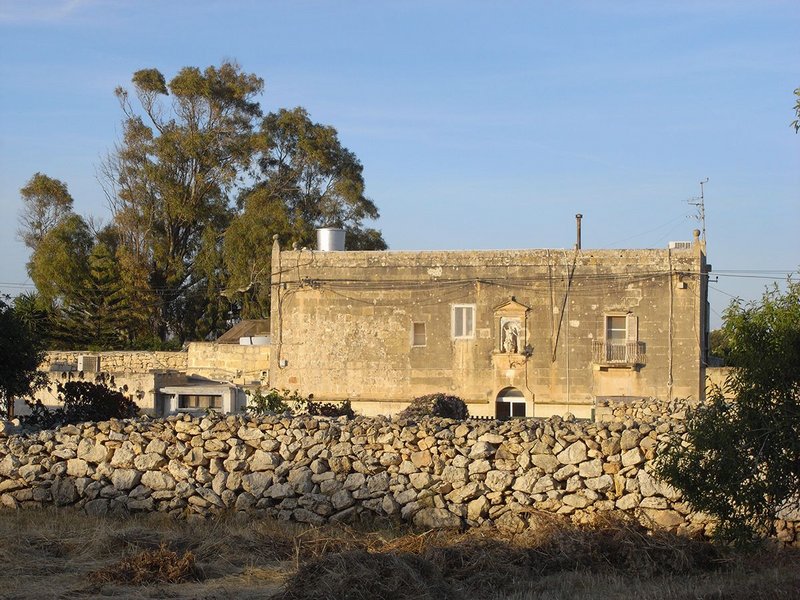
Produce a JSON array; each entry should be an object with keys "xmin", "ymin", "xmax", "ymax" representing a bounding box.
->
[{"xmin": 625, "ymin": 315, "xmax": 638, "ymax": 343}]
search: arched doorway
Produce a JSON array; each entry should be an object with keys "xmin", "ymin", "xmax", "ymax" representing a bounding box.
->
[{"xmin": 496, "ymin": 387, "xmax": 526, "ymax": 420}]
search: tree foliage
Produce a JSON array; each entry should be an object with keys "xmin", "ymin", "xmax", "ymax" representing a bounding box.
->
[
  {"xmin": 102, "ymin": 61, "xmax": 264, "ymax": 341},
  {"xmin": 27, "ymin": 213, "xmax": 93, "ymax": 305},
  {"xmin": 18, "ymin": 172, "xmax": 74, "ymax": 250},
  {"xmin": 0, "ymin": 297, "xmax": 46, "ymax": 418},
  {"xmin": 656, "ymin": 279, "xmax": 800, "ymax": 546},
  {"xmin": 21, "ymin": 62, "xmax": 387, "ymax": 347},
  {"xmin": 21, "ymin": 380, "xmax": 139, "ymax": 430}
]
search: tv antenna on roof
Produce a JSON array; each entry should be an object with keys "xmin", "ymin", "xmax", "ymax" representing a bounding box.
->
[{"xmin": 687, "ymin": 178, "xmax": 708, "ymax": 245}]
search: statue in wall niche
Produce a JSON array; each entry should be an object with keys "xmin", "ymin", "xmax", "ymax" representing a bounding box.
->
[{"xmin": 501, "ymin": 318, "xmax": 520, "ymax": 354}]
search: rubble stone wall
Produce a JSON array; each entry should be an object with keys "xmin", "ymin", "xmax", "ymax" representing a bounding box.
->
[
  {"xmin": 43, "ymin": 351, "xmax": 188, "ymax": 374},
  {"xmin": 0, "ymin": 403, "xmax": 796, "ymax": 546}
]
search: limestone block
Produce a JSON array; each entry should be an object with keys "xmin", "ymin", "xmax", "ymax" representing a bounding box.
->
[
  {"xmin": 380, "ymin": 453, "xmax": 402, "ymax": 467},
  {"xmin": 394, "ymin": 488, "xmax": 417, "ymax": 505},
  {"xmin": 344, "ymin": 472, "xmax": 366, "ymax": 491},
  {"xmin": 409, "ymin": 472, "xmax": 433, "ymax": 490},
  {"xmin": 554, "ymin": 464, "xmax": 578, "ymax": 482},
  {"xmin": 585, "ymin": 475, "xmax": 613, "ymax": 493},
  {"xmin": 478, "ymin": 433, "xmax": 505, "ymax": 445},
  {"xmin": 66, "ymin": 458, "xmax": 89, "ymax": 478},
  {"xmin": 620, "ymin": 430, "xmax": 641, "ymax": 451},
  {"xmin": 600, "ymin": 438, "xmax": 621, "ymax": 456},
  {"xmin": 195, "ymin": 466, "xmax": 213, "ymax": 484},
  {"xmin": 141, "ymin": 471, "xmax": 176, "ymax": 491},
  {"xmin": 185, "ymin": 447, "xmax": 206, "ymax": 467},
  {"xmin": 134, "ymin": 453, "xmax": 166, "ymax": 471},
  {"xmin": 367, "ymin": 472, "xmax": 391, "ymax": 494},
  {"xmin": 615, "ymin": 493, "xmax": 640, "ymax": 510},
  {"xmin": 563, "ymin": 493, "xmax": 592, "ymax": 508},
  {"xmin": 578, "ymin": 459, "xmax": 603, "ymax": 478},
  {"xmin": 211, "ymin": 471, "xmax": 227, "ymax": 496},
  {"xmin": 196, "ymin": 486, "xmax": 224, "ymax": 508},
  {"xmin": 556, "ymin": 441, "xmax": 587, "ymax": 465},
  {"xmin": 447, "ymin": 481, "xmax": 483, "ymax": 504},
  {"xmin": 440, "ymin": 466, "xmax": 468, "ymax": 485},
  {"xmin": 76, "ymin": 439, "xmax": 112, "ymax": 464},
  {"xmin": 621, "ymin": 448, "xmax": 645, "ymax": 467},
  {"xmin": 531, "ymin": 454, "xmax": 559, "ymax": 473},
  {"xmin": 288, "ymin": 468, "xmax": 315, "ymax": 494},
  {"xmin": 413, "ymin": 507, "xmax": 461, "ymax": 529},
  {"xmin": 469, "ymin": 441, "xmax": 496, "ymax": 460},
  {"xmin": 328, "ymin": 456, "xmax": 352, "ymax": 473},
  {"xmin": 642, "ymin": 509, "xmax": 685, "ymax": 529},
  {"xmin": 112, "ymin": 469, "xmax": 142, "ymax": 491},
  {"xmin": 640, "ymin": 496, "xmax": 669, "ymax": 509},
  {"xmin": 52, "ymin": 478, "xmax": 78, "ymax": 505},
  {"xmin": 250, "ymin": 450, "xmax": 282, "ymax": 471},
  {"xmin": 411, "ymin": 450, "xmax": 432, "ymax": 468},
  {"xmin": 469, "ymin": 459, "xmax": 491, "ymax": 475},
  {"xmin": 467, "ymin": 496, "xmax": 489, "ymax": 521}
]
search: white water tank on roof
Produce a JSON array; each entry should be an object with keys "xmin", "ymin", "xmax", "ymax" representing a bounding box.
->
[{"xmin": 316, "ymin": 227, "xmax": 345, "ymax": 251}]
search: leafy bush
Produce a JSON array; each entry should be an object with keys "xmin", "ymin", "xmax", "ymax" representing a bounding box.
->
[
  {"xmin": 399, "ymin": 393, "xmax": 469, "ymax": 420},
  {"xmin": 21, "ymin": 380, "xmax": 139, "ymax": 429},
  {"xmin": 246, "ymin": 389, "xmax": 356, "ymax": 419},
  {"xmin": 656, "ymin": 279, "xmax": 800, "ymax": 546},
  {"xmin": 295, "ymin": 397, "xmax": 356, "ymax": 419},
  {"xmin": 246, "ymin": 388, "xmax": 302, "ymax": 416}
]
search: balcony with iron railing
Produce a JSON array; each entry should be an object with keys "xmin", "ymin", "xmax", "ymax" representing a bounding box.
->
[{"xmin": 592, "ymin": 341, "xmax": 647, "ymax": 367}]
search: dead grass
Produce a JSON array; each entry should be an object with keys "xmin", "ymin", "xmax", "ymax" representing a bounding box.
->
[
  {"xmin": 88, "ymin": 543, "xmax": 200, "ymax": 585},
  {"xmin": 0, "ymin": 508, "xmax": 797, "ymax": 600}
]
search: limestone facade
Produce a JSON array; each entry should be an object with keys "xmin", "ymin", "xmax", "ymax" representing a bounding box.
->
[
  {"xmin": 269, "ymin": 235, "xmax": 709, "ymax": 418},
  {"xmin": 33, "ymin": 343, "xmax": 270, "ymax": 417}
]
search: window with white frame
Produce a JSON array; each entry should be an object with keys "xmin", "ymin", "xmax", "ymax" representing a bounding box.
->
[
  {"xmin": 452, "ymin": 304, "xmax": 476, "ymax": 339},
  {"xmin": 412, "ymin": 322, "xmax": 426, "ymax": 347},
  {"xmin": 496, "ymin": 387, "xmax": 526, "ymax": 420}
]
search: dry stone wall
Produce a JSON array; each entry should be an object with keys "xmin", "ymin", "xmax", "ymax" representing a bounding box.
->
[{"xmin": 0, "ymin": 409, "xmax": 797, "ymax": 546}]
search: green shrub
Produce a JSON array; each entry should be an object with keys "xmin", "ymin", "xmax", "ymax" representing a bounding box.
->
[
  {"xmin": 245, "ymin": 388, "xmax": 301, "ymax": 416},
  {"xmin": 399, "ymin": 393, "xmax": 469, "ymax": 420},
  {"xmin": 21, "ymin": 380, "xmax": 139, "ymax": 429},
  {"xmin": 295, "ymin": 396, "xmax": 356, "ymax": 419}
]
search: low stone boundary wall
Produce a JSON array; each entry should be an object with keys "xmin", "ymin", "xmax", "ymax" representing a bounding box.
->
[
  {"xmin": 0, "ymin": 412, "xmax": 797, "ymax": 546},
  {"xmin": 43, "ymin": 351, "xmax": 188, "ymax": 374}
]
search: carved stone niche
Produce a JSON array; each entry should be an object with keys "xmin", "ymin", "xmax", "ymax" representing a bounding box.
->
[{"xmin": 493, "ymin": 297, "xmax": 530, "ymax": 355}]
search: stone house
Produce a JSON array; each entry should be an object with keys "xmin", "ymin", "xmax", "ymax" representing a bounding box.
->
[
  {"xmin": 33, "ymin": 336, "xmax": 271, "ymax": 417},
  {"xmin": 269, "ymin": 230, "xmax": 710, "ymax": 419}
]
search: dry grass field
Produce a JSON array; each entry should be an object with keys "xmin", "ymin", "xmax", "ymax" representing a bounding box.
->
[{"xmin": 0, "ymin": 509, "xmax": 797, "ymax": 600}]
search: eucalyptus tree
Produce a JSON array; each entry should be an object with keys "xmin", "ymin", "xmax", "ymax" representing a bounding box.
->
[
  {"xmin": 18, "ymin": 172, "xmax": 75, "ymax": 250},
  {"xmin": 102, "ymin": 62, "xmax": 264, "ymax": 340},
  {"xmin": 223, "ymin": 107, "xmax": 387, "ymax": 318}
]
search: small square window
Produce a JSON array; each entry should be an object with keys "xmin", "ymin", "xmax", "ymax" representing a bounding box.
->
[
  {"xmin": 412, "ymin": 322, "xmax": 426, "ymax": 347},
  {"xmin": 452, "ymin": 304, "xmax": 476, "ymax": 339}
]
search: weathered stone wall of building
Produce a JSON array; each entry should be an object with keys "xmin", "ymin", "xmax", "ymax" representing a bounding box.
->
[
  {"xmin": 705, "ymin": 367, "xmax": 734, "ymax": 398},
  {"xmin": 1, "ymin": 404, "xmax": 795, "ymax": 545},
  {"xmin": 186, "ymin": 342, "xmax": 270, "ymax": 386},
  {"xmin": 270, "ymin": 241, "xmax": 708, "ymax": 419},
  {"xmin": 43, "ymin": 351, "xmax": 188, "ymax": 374}
]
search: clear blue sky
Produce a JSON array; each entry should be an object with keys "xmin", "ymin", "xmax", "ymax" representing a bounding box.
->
[{"xmin": 1, "ymin": 0, "xmax": 798, "ymax": 328}]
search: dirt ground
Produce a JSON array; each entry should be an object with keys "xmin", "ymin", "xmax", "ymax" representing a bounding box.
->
[{"xmin": 0, "ymin": 509, "xmax": 797, "ymax": 600}]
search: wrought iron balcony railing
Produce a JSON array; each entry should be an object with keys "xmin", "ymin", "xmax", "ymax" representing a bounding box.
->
[{"xmin": 592, "ymin": 341, "xmax": 646, "ymax": 366}]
